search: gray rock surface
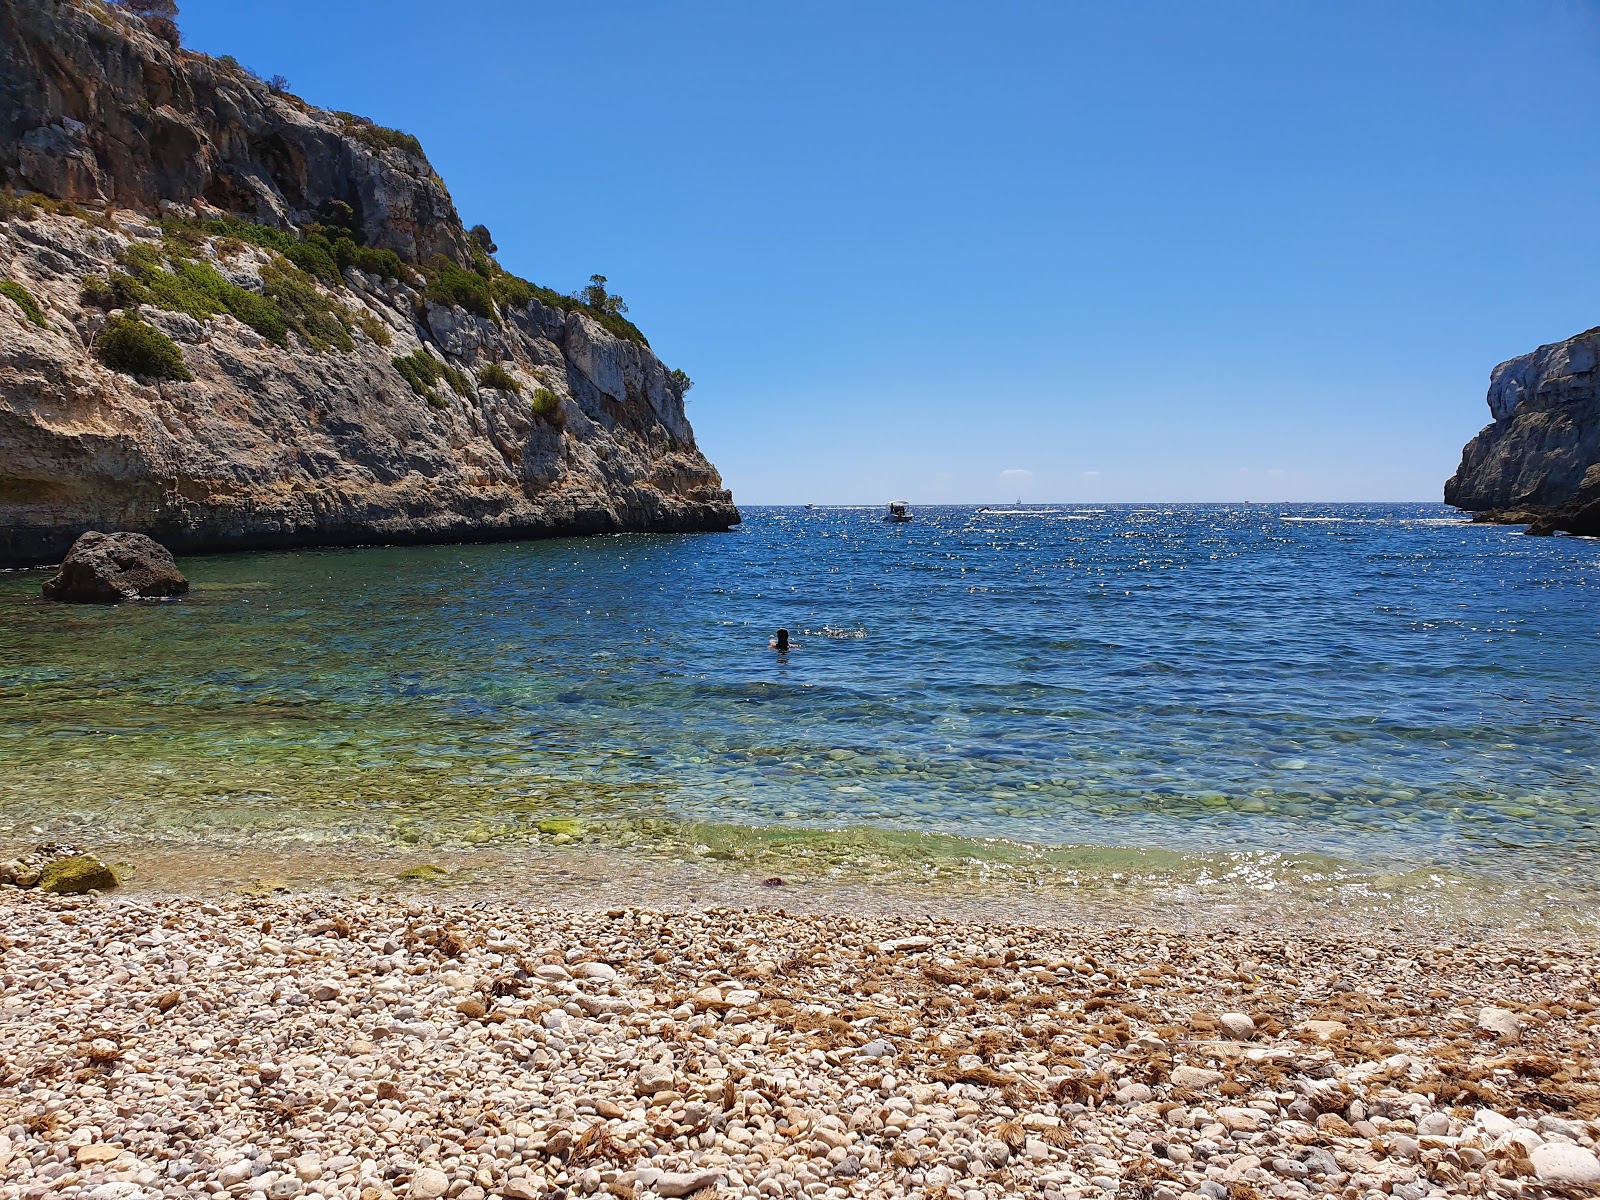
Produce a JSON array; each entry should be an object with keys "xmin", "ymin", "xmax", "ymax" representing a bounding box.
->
[
  {"xmin": 41, "ymin": 530, "xmax": 188, "ymax": 603},
  {"xmin": 1446, "ymin": 326, "xmax": 1600, "ymax": 514},
  {"xmin": 0, "ymin": 2, "xmax": 737, "ymax": 567},
  {"xmin": 0, "ymin": 2, "xmax": 467, "ymax": 263}
]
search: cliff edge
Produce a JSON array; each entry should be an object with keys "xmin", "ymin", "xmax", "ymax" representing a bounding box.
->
[
  {"xmin": 0, "ymin": 0, "xmax": 738, "ymax": 567},
  {"xmin": 1445, "ymin": 327, "xmax": 1600, "ymax": 534}
]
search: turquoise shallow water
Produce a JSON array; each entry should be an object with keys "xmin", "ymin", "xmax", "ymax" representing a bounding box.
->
[{"xmin": 1, "ymin": 504, "xmax": 1597, "ymax": 900}]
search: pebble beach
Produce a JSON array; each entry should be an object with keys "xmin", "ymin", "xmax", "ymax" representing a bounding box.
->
[{"xmin": 3, "ymin": 887, "xmax": 1599, "ymax": 1200}]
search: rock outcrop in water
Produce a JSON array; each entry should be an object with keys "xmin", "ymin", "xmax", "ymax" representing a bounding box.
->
[
  {"xmin": 1446, "ymin": 327, "xmax": 1600, "ymax": 534},
  {"xmin": 41, "ymin": 529, "xmax": 188, "ymax": 602},
  {"xmin": 0, "ymin": 0, "xmax": 737, "ymax": 567}
]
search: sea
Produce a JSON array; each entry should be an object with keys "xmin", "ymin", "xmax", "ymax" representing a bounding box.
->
[{"xmin": 2, "ymin": 503, "xmax": 1598, "ymax": 922}]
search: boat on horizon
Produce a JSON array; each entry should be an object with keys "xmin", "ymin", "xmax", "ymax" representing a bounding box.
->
[{"xmin": 884, "ymin": 501, "xmax": 912, "ymax": 523}]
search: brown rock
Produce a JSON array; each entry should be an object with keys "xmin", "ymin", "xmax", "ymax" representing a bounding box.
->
[
  {"xmin": 0, "ymin": 5, "xmax": 738, "ymax": 569},
  {"xmin": 42, "ymin": 531, "xmax": 188, "ymax": 603}
]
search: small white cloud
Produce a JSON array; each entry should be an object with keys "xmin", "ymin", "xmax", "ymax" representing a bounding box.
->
[
  {"xmin": 999, "ymin": 468, "xmax": 1034, "ymax": 483},
  {"xmin": 1081, "ymin": 470, "xmax": 1101, "ymax": 480}
]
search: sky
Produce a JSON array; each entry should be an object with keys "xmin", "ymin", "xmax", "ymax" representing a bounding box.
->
[{"xmin": 178, "ymin": 0, "xmax": 1600, "ymax": 504}]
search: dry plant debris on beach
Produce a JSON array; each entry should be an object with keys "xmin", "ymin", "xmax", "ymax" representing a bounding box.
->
[{"xmin": 2, "ymin": 893, "xmax": 1599, "ymax": 1200}]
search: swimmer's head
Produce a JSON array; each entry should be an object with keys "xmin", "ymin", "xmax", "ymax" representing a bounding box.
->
[{"xmin": 772, "ymin": 627, "xmax": 790, "ymax": 650}]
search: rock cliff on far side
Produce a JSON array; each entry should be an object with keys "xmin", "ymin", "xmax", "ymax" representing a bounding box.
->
[
  {"xmin": 1445, "ymin": 327, "xmax": 1600, "ymax": 535},
  {"xmin": 0, "ymin": 0, "xmax": 738, "ymax": 567}
]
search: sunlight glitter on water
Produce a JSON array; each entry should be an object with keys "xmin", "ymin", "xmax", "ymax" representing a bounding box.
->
[{"xmin": 1, "ymin": 503, "xmax": 1598, "ymax": 919}]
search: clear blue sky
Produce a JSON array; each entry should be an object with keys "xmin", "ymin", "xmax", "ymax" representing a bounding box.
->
[{"xmin": 180, "ymin": 0, "xmax": 1600, "ymax": 504}]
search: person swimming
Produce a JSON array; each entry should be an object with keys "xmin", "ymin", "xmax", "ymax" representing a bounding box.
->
[{"xmin": 770, "ymin": 628, "xmax": 790, "ymax": 651}]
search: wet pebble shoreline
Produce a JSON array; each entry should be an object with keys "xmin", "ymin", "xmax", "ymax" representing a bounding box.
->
[{"xmin": 2, "ymin": 890, "xmax": 1598, "ymax": 1200}]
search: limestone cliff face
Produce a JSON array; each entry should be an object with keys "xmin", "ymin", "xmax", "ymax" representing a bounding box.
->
[
  {"xmin": 1445, "ymin": 328, "xmax": 1600, "ymax": 514},
  {"xmin": 0, "ymin": 0, "xmax": 737, "ymax": 567}
]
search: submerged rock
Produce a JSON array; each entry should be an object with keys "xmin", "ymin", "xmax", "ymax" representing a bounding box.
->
[
  {"xmin": 42, "ymin": 531, "xmax": 188, "ymax": 603},
  {"xmin": 38, "ymin": 854, "xmax": 119, "ymax": 894},
  {"xmin": 397, "ymin": 864, "xmax": 449, "ymax": 881}
]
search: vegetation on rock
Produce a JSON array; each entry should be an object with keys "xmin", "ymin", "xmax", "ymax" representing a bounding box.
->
[
  {"xmin": 39, "ymin": 854, "xmax": 120, "ymax": 894},
  {"xmin": 96, "ymin": 315, "xmax": 191, "ymax": 381},
  {"xmin": 531, "ymin": 386, "xmax": 564, "ymax": 426},
  {"xmin": 90, "ymin": 241, "xmax": 357, "ymax": 353},
  {"xmin": 419, "ymin": 242, "xmax": 651, "ymax": 346},
  {"xmin": 423, "ymin": 255, "xmax": 498, "ymax": 321},
  {"xmin": 117, "ymin": 0, "xmax": 179, "ymax": 47},
  {"xmin": 477, "ymin": 362, "xmax": 521, "ymax": 394},
  {"xmin": 334, "ymin": 114, "xmax": 428, "ymax": 161},
  {"xmin": 259, "ymin": 260, "xmax": 355, "ymax": 352},
  {"xmin": 669, "ymin": 367, "xmax": 694, "ymax": 395},
  {"xmin": 0, "ymin": 189, "xmax": 112, "ymax": 227},
  {"xmin": 0, "ymin": 280, "xmax": 46, "ymax": 327},
  {"xmin": 354, "ymin": 309, "xmax": 392, "ymax": 347},
  {"xmin": 161, "ymin": 214, "xmax": 410, "ymax": 287},
  {"xmin": 393, "ymin": 349, "xmax": 469, "ymax": 401}
]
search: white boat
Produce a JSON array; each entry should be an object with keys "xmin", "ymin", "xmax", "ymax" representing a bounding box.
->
[{"xmin": 884, "ymin": 501, "xmax": 912, "ymax": 523}]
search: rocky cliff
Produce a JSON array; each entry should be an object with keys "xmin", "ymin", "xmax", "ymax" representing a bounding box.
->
[
  {"xmin": 0, "ymin": 0, "xmax": 737, "ymax": 567},
  {"xmin": 1445, "ymin": 327, "xmax": 1600, "ymax": 531}
]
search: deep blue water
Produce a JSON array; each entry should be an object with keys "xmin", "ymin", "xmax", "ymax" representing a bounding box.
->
[{"xmin": 2, "ymin": 503, "xmax": 1598, "ymax": 889}]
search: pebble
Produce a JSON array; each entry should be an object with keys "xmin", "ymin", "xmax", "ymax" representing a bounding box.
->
[
  {"xmin": 1, "ymin": 889, "xmax": 1596, "ymax": 1200},
  {"xmin": 1475, "ymin": 1108, "xmax": 1518, "ymax": 1138},
  {"xmin": 407, "ymin": 1167, "xmax": 450, "ymax": 1198},
  {"xmin": 1531, "ymin": 1142, "xmax": 1600, "ymax": 1184},
  {"xmin": 1478, "ymin": 1005, "xmax": 1522, "ymax": 1037},
  {"xmin": 1217, "ymin": 1012, "xmax": 1255, "ymax": 1040},
  {"xmin": 634, "ymin": 1167, "xmax": 725, "ymax": 1196},
  {"xmin": 1169, "ymin": 1065, "xmax": 1224, "ymax": 1088}
]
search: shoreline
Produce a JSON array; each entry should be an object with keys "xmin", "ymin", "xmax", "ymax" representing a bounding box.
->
[
  {"xmin": 2, "ymin": 886, "xmax": 1598, "ymax": 1200},
  {"xmin": 7, "ymin": 833, "xmax": 1600, "ymax": 945}
]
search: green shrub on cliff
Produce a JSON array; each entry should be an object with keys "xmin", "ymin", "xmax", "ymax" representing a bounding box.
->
[
  {"xmin": 96, "ymin": 315, "xmax": 192, "ymax": 381},
  {"xmin": 393, "ymin": 349, "xmax": 468, "ymax": 400},
  {"xmin": 341, "ymin": 120, "xmax": 427, "ymax": 161},
  {"xmin": 107, "ymin": 240, "xmax": 356, "ymax": 353},
  {"xmin": 487, "ymin": 269, "xmax": 537, "ymax": 311},
  {"xmin": 393, "ymin": 349, "xmax": 442, "ymax": 396},
  {"xmin": 0, "ymin": 191, "xmax": 34, "ymax": 221},
  {"xmin": 477, "ymin": 362, "xmax": 521, "ymax": 394},
  {"xmin": 355, "ymin": 309, "xmax": 392, "ymax": 347},
  {"xmin": 422, "ymin": 255, "xmax": 497, "ymax": 321},
  {"xmin": 0, "ymin": 280, "xmax": 46, "ymax": 328},
  {"xmin": 161, "ymin": 215, "xmax": 411, "ymax": 287},
  {"xmin": 80, "ymin": 272, "xmax": 149, "ymax": 311},
  {"xmin": 531, "ymin": 386, "xmax": 564, "ymax": 425},
  {"xmin": 0, "ymin": 190, "xmax": 106, "ymax": 225},
  {"xmin": 260, "ymin": 260, "xmax": 355, "ymax": 352},
  {"xmin": 113, "ymin": 245, "xmax": 290, "ymax": 344}
]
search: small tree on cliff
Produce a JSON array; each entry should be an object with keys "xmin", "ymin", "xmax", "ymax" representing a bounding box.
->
[
  {"xmin": 578, "ymin": 274, "xmax": 628, "ymax": 317},
  {"xmin": 119, "ymin": 0, "xmax": 181, "ymax": 47}
]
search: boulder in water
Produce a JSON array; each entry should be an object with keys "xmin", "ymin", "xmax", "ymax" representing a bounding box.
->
[{"xmin": 42, "ymin": 531, "xmax": 189, "ymax": 603}]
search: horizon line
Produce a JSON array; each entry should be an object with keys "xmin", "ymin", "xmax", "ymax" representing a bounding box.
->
[{"xmin": 733, "ymin": 498, "xmax": 1455, "ymax": 507}]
